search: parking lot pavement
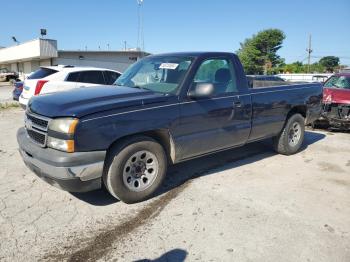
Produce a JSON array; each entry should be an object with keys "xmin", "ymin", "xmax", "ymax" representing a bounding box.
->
[
  {"xmin": 0, "ymin": 83, "xmax": 14, "ymax": 103},
  {"xmin": 0, "ymin": 108, "xmax": 349, "ymax": 262}
]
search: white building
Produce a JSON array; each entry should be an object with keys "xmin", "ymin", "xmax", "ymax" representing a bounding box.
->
[
  {"xmin": 277, "ymin": 73, "xmax": 333, "ymax": 82},
  {"xmin": 341, "ymin": 67, "xmax": 350, "ymax": 73},
  {"xmin": 0, "ymin": 39, "xmax": 147, "ymax": 77}
]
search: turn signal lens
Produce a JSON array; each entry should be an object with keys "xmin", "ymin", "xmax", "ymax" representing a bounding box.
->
[{"xmin": 47, "ymin": 137, "xmax": 75, "ymax": 153}]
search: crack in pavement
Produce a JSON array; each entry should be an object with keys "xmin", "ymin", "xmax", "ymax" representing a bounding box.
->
[
  {"xmin": 11, "ymin": 190, "xmax": 43, "ymax": 220},
  {"xmin": 42, "ymin": 181, "xmax": 191, "ymax": 262},
  {"xmin": 42, "ymin": 145, "xmax": 271, "ymax": 261},
  {"xmin": 28, "ymin": 205, "xmax": 50, "ymax": 226}
]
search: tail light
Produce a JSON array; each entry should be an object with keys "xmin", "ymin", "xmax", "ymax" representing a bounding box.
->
[{"xmin": 34, "ymin": 80, "xmax": 49, "ymax": 95}]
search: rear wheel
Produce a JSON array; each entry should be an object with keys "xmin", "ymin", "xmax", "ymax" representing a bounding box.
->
[
  {"xmin": 103, "ymin": 136, "xmax": 167, "ymax": 204},
  {"xmin": 273, "ymin": 113, "xmax": 305, "ymax": 155}
]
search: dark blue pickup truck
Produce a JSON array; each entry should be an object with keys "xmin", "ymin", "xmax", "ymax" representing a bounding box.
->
[{"xmin": 17, "ymin": 52, "xmax": 322, "ymax": 203}]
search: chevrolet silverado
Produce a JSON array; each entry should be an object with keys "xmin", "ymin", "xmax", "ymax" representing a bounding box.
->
[{"xmin": 17, "ymin": 52, "xmax": 323, "ymax": 203}]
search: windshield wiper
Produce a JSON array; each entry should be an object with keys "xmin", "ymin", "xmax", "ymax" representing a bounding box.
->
[
  {"xmin": 116, "ymin": 84, "xmax": 153, "ymax": 92},
  {"xmin": 131, "ymin": 85, "xmax": 151, "ymax": 91},
  {"xmin": 115, "ymin": 83, "xmax": 142, "ymax": 89}
]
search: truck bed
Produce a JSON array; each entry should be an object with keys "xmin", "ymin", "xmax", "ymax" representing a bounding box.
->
[{"xmin": 247, "ymin": 83, "xmax": 322, "ymax": 142}]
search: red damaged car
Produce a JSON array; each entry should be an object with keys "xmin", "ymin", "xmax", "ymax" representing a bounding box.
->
[{"xmin": 322, "ymin": 73, "xmax": 350, "ymax": 129}]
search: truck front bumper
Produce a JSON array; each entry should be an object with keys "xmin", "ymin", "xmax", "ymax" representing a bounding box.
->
[{"xmin": 17, "ymin": 127, "xmax": 106, "ymax": 192}]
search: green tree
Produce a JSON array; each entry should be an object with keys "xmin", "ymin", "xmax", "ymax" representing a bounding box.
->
[
  {"xmin": 282, "ymin": 61, "xmax": 304, "ymax": 73},
  {"xmin": 319, "ymin": 56, "xmax": 340, "ymax": 72},
  {"xmin": 277, "ymin": 61, "xmax": 326, "ymax": 74},
  {"xmin": 237, "ymin": 29, "xmax": 286, "ymax": 74},
  {"xmin": 308, "ymin": 62, "xmax": 325, "ymax": 73}
]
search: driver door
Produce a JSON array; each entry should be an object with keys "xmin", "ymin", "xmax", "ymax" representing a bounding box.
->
[{"xmin": 175, "ymin": 57, "xmax": 251, "ymax": 160}]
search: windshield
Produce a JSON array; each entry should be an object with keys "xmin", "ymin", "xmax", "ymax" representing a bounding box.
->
[
  {"xmin": 324, "ymin": 76, "xmax": 350, "ymax": 89},
  {"xmin": 115, "ymin": 56, "xmax": 193, "ymax": 94}
]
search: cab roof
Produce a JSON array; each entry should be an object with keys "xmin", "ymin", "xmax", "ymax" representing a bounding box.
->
[
  {"xmin": 149, "ymin": 51, "xmax": 236, "ymax": 58},
  {"xmin": 40, "ymin": 65, "xmax": 120, "ymax": 73}
]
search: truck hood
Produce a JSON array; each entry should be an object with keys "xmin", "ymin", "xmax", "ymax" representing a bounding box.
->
[
  {"xmin": 323, "ymin": 87, "xmax": 350, "ymax": 104},
  {"xmin": 28, "ymin": 85, "xmax": 168, "ymax": 118}
]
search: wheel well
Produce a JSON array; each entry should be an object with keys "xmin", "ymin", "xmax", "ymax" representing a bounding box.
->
[
  {"xmin": 287, "ymin": 105, "xmax": 307, "ymax": 120},
  {"xmin": 107, "ymin": 129, "xmax": 175, "ymax": 164}
]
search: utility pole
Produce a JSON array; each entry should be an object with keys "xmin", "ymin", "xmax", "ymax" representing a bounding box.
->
[
  {"xmin": 137, "ymin": 0, "xmax": 144, "ymax": 52},
  {"xmin": 306, "ymin": 34, "xmax": 313, "ymax": 73}
]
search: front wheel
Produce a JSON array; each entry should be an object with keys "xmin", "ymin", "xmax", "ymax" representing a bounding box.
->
[
  {"xmin": 103, "ymin": 136, "xmax": 167, "ymax": 204},
  {"xmin": 273, "ymin": 113, "xmax": 305, "ymax": 155}
]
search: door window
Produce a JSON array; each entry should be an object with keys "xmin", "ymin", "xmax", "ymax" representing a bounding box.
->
[
  {"xmin": 66, "ymin": 72, "xmax": 80, "ymax": 82},
  {"xmin": 104, "ymin": 71, "xmax": 121, "ymax": 84},
  {"xmin": 193, "ymin": 59, "xmax": 238, "ymax": 95},
  {"xmin": 77, "ymin": 71, "xmax": 105, "ymax": 84}
]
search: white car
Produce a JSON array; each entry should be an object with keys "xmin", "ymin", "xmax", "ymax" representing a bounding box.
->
[{"xmin": 19, "ymin": 65, "xmax": 121, "ymax": 107}]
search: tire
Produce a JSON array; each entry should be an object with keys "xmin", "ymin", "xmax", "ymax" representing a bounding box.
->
[
  {"xmin": 273, "ymin": 113, "xmax": 305, "ymax": 155},
  {"xmin": 103, "ymin": 136, "xmax": 167, "ymax": 204}
]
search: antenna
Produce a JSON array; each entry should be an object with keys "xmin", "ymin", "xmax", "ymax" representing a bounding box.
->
[
  {"xmin": 137, "ymin": 0, "xmax": 144, "ymax": 52},
  {"xmin": 306, "ymin": 34, "xmax": 313, "ymax": 73}
]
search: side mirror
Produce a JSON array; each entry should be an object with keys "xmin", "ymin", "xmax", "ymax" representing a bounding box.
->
[{"xmin": 188, "ymin": 83, "xmax": 214, "ymax": 98}]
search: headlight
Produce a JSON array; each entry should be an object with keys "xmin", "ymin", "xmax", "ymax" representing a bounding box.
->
[
  {"xmin": 47, "ymin": 137, "xmax": 75, "ymax": 153},
  {"xmin": 47, "ymin": 118, "xmax": 78, "ymax": 152},
  {"xmin": 49, "ymin": 118, "xmax": 79, "ymax": 134}
]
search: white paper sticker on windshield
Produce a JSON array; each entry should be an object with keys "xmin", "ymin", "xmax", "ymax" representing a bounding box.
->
[{"xmin": 159, "ymin": 63, "xmax": 179, "ymax": 70}]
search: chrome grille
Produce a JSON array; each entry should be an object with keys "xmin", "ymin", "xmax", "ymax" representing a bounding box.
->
[
  {"xmin": 26, "ymin": 114, "xmax": 49, "ymax": 129},
  {"xmin": 27, "ymin": 129, "xmax": 46, "ymax": 145},
  {"xmin": 25, "ymin": 111, "xmax": 51, "ymax": 147}
]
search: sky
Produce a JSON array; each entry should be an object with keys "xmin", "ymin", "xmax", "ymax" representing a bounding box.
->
[{"xmin": 1, "ymin": 0, "xmax": 349, "ymax": 65}]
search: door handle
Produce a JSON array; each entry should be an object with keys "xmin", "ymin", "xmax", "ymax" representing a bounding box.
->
[{"xmin": 233, "ymin": 101, "xmax": 242, "ymax": 108}]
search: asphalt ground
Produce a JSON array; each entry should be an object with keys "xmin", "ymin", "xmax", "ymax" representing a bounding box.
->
[
  {"xmin": 0, "ymin": 83, "xmax": 14, "ymax": 103},
  {"xmin": 0, "ymin": 108, "xmax": 349, "ymax": 261}
]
